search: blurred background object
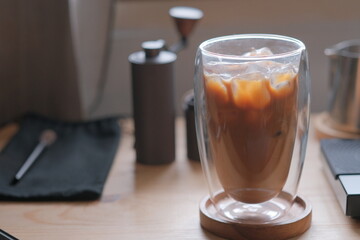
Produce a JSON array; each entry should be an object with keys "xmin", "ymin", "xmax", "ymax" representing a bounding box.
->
[
  {"xmin": 1, "ymin": 0, "xmax": 360, "ymax": 123},
  {"xmin": 107, "ymin": 0, "xmax": 360, "ymax": 117},
  {"xmin": 325, "ymin": 40, "xmax": 360, "ymax": 134},
  {"xmin": 129, "ymin": 6, "xmax": 202, "ymax": 164},
  {"xmin": 0, "ymin": 0, "xmax": 114, "ymax": 124},
  {"xmin": 183, "ymin": 90, "xmax": 200, "ymax": 162},
  {"xmin": 129, "ymin": 39, "xmax": 177, "ymax": 165},
  {"xmin": 314, "ymin": 39, "xmax": 360, "ymax": 139}
]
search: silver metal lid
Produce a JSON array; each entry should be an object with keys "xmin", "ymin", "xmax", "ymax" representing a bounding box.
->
[
  {"xmin": 142, "ymin": 39, "xmax": 165, "ymax": 58},
  {"xmin": 129, "ymin": 40, "xmax": 177, "ymax": 65}
]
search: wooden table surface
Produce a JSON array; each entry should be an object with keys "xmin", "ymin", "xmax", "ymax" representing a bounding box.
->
[{"xmin": 0, "ymin": 116, "xmax": 359, "ymax": 240}]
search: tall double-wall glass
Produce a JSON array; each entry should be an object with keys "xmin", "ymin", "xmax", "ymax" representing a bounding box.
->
[{"xmin": 194, "ymin": 34, "xmax": 310, "ymax": 223}]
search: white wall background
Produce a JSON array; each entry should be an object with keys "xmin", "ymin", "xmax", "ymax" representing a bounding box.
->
[{"xmin": 93, "ymin": 0, "xmax": 360, "ymax": 118}]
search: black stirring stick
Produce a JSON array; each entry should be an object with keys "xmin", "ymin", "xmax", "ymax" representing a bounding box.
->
[{"xmin": 11, "ymin": 129, "xmax": 57, "ymax": 185}]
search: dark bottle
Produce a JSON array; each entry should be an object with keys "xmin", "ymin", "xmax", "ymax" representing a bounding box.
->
[
  {"xmin": 183, "ymin": 90, "xmax": 200, "ymax": 161},
  {"xmin": 129, "ymin": 40, "xmax": 177, "ymax": 165}
]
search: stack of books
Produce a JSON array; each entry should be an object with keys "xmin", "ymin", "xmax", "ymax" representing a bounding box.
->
[{"xmin": 321, "ymin": 138, "xmax": 360, "ymax": 217}]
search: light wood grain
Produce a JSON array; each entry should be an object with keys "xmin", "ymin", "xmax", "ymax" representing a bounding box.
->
[{"xmin": 0, "ymin": 115, "xmax": 359, "ymax": 240}]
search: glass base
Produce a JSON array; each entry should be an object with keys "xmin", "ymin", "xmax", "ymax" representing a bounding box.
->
[{"xmin": 213, "ymin": 191, "xmax": 293, "ymax": 224}]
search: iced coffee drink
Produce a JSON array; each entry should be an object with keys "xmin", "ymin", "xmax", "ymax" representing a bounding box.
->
[
  {"xmin": 204, "ymin": 48, "xmax": 298, "ymax": 204},
  {"xmin": 195, "ymin": 34, "xmax": 310, "ymax": 223}
]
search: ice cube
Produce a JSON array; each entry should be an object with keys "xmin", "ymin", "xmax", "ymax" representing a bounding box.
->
[
  {"xmin": 204, "ymin": 62, "xmax": 238, "ymax": 79},
  {"xmin": 204, "ymin": 48, "xmax": 297, "ymax": 86},
  {"xmin": 236, "ymin": 71, "xmax": 265, "ymax": 81},
  {"xmin": 269, "ymin": 63, "xmax": 297, "ymax": 88},
  {"xmin": 231, "ymin": 77, "xmax": 271, "ymax": 109},
  {"xmin": 242, "ymin": 47, "xmax": 274, "ymax": 57},
  {"xmin": 268, "ymin": 63, "xmax": 297, "ymax": 98},
  {"xmin": 231, "ymin": 61, "xmax": 268, "ymax": 81},
  {"xmin": 205, "ymin": 62, "xmax": 261, "ymax": 81},
  {"xmin": 205, "ymin": 73, "xmax": 230, "ymax": 105}
]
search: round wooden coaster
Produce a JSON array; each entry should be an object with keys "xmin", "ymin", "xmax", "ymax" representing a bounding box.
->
[
  {"xmin": 314, "ymin": 112, "xmax": 360, "ymax": 140},
  {"xmin": 200, "ymin": 194, "xmax": 312, "ymax": 240}
]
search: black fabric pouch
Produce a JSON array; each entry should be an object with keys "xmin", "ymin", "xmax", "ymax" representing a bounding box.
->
[{"xmin": 0, "ymin": 114, "xmax": 120, "ymax": 201}]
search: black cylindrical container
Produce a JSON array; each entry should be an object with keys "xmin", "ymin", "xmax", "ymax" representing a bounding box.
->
[
  {"xmin": 183, "ymin": 90, "xmax": 200, "ymax": 161},
  {"xmin": 129, "ymin": 40, "xmax": 177, "ymax": 165}
]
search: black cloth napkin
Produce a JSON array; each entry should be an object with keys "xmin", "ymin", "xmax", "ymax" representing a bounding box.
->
[{"xmin": 0, "ymin": 114, "xmax": 120, "ymax": 201}]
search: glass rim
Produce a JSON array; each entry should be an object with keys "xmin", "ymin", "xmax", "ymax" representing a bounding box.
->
[{"xmin": 199, "ymin": 34, "xmax": 306, "ymax": 60}]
